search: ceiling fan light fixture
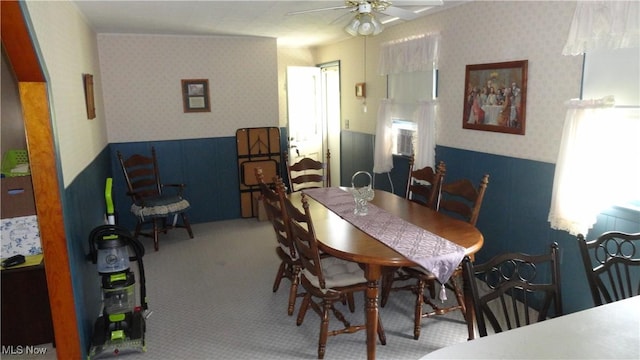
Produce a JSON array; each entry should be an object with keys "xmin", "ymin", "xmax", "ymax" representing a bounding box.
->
[
  {"xmin": 371, "ymin": 15, "xmax": 383, "ymax": 35},
  {"xmin": 344, "ymin": 16, "xmax": 361, "ymax": 36},
  {"xmin": 358, "ymin": 13, "xmax": 375, "ymax": 35},
  {"xmin": 344, "ymin": 13, "xmax": 384, "ymax": 37}
]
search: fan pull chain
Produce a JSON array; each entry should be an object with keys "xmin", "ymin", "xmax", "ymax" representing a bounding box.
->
[{"xmin": 363, "ymin": 36, "xmax": 367, "ymax": 112}]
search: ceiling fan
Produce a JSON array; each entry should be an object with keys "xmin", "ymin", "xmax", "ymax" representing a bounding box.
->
[{"xmin": 287, "ymin": 1, "xmax": 444, "ymax": 36}]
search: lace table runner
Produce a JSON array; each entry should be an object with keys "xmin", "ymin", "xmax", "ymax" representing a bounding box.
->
[{"xmin": 303, "ymin": 187, "xmax": 465, "ymax": 284}]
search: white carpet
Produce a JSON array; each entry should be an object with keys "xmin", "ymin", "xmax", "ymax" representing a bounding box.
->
[{"xmin": 12, "ymin": 218, "xmax": 471, "ymax": 360}]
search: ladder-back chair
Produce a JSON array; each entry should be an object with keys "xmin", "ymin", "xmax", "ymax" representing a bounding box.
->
[
  {"xmin": 255, "ymin": 167, "xmax": 301, "ymax": 316},
  {"xmin": 284, "ymin": 193, "xmax": 386, "ymax": 359},
  {"xmin": 405, "ymin": 156, "xmax": 446, "ymax": 209},
  {"xmin": 117, "ymin": 147, "xmax": 193, "ymax": 251},
  {"xmin": 286, "ymin": 149, "xmax": 330, "ymax": 192}
]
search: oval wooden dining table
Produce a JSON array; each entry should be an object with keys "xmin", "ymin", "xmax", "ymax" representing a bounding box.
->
[{"xmin": 288, "ymin": 189, "xmax": 484, "ymax": 360}]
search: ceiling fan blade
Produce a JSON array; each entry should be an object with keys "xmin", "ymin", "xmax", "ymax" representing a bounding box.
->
[
  {"xmin": 389, "ymin": 1, "xmax": 444, "ymax": 6},
  {"xmin": 330, "ymin": 9, "xmax": 357, "ymax": 25},
  {"xmin": 286, "ymin": 5, "xmax": 351, "ymax": 16},
  {"xmin": 379, "ymin": 5, "xmax": 421, "ymax": 20}
]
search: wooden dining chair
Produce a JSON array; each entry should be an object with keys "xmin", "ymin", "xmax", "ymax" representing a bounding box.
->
[
  {"xmin": 461, "ymin": 242, "xmax": 563, "ymax": 338},
  {"xmin": 285, "ymin": 149, "xmax": 330, "ymax": 192},
  {"xmin": 379, "ymin": 156, "xmax": 446, "ymax": 327},
  {"xmin": 439, "ymin": 174, "xmax": 490, "ymax": 226},
  {"xmin": 117, "ymin": 147, "xmax": 194, "ymax": 251},
  {"xmin": 405, "ymin": 156, "xmax": 446, "ymax": 209},
  {"xmin": 381, "ymin": 173, "xmax": 490, "ymax": 340},
  {"xmin": 284, "ymin": 192, "xmax": 386, "ymax": 359},
  {"xmin": 577, "ymin": 231, "xmax": 640, "ymax": 306},
  {"xmin": 254, "ymin": 167, "xmax": 302, "ymax": 316}
]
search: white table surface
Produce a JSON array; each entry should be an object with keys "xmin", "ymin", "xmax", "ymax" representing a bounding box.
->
[{"xmin": 421, "ymin": 296, "xmax": 640, "ymax": 359}]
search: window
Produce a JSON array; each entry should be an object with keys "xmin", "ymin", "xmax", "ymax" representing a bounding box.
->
[
  {"xmin": 374, "ymin": 33, "xmax": 440, "ymax": 174},
  {"xmin": 583, "ymin": 47, "xmax": 640, "ymax": 211},
  {"xmin": 388, "ymin": 69, "xmax": 436, "ymax": 155},
  {"xmin": 391, "ymin": 119, "xmax": 417, "ymax": 156},
  {"xmin": 549, "ymin": 48, "xmax": 640, "ymax": 235}
]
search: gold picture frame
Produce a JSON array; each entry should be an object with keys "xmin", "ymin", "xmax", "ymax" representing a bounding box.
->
[
  {"xmin": 463, "ymin": 60, "xmax": 527, "ymax": 135},
  {"xmin": 182, "ymin": 79, "xmax": 211, "ymax": 113}
]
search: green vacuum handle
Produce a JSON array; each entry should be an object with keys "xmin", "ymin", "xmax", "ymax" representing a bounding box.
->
[{"xmin": 105, "ymin": 178, "xmax": 115, "ymax": 221}]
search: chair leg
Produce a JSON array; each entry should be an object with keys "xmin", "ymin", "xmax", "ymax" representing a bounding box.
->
[
  {"xmin": 297, "ymin": 293, "xmax": 311, "ymax": 326},
  {"xmin": 413, "ymin": 279, "xmax": 426, "ymax": 340},
  {"xmin": 152, "ymin": 219, "xmax": 160, "ymax": 251},
  {"xmin": 377, "ymin": 315, "xmax": 387, "ymax": 345},
  {"xmin": 380, "ymin": 270, "xmax": 394, "ymax": 308},
  {"xmin": 317, "ymin": 301, "xmax": 331, "ymax": 360},
  {"xmin": 347, "ymin": 293, "xmax": 355, "ymax": 313},
  {"xmin": 134, "ymin": 221, "xmax": 143, "ymax": 239},
  {"xmin": 161, "ymin": 217, "xmax": 168, "ymax": 234},
  {"xmin": 287, "ymin": 266, "xmax": 300, "ymax": 316},
  {"xmin": 273, "ymin": 261, "xmax": 286, "ymax": 292},
  {"xmin": 181, "ymin": 213, "xmax": 194, "ymax": 238},
  {"xmin": 451, "ymin": 273, "xmax": 466, "ymax": 316}
]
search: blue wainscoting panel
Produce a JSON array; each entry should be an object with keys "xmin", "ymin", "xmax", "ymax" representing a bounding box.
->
[
  {"xmin": 372, "ymin": 155, "xmax": 411, "ymax": 197},
  {"xmin": 435, "ymin": 146, "xmax": 556, "ymax": 261},
  {"xmin": 61, "ymin": 146, "xmax": 113, "ymax": 358},
  {"xmin": 437, "ymin": 145, "xmax": 639, "ymax": 314},
  {"xmin": 340, "ymin": 130, "xmax": 375, "ymax": 187},
  {"xmin": 109, "ymin": 138, "xmax": 241, "ymax": 231},
  {"xmin": 103, "ymin": 135, "xmax": 638, "ymax": 315},
  {"xmin": 180, "ymin": 138, "xmax": 240, "ymax": 222}
]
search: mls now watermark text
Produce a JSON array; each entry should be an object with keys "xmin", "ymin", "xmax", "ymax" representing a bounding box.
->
[{"xmin": 2, "ymin": 345, "xmax": 48, "ymax": 355}]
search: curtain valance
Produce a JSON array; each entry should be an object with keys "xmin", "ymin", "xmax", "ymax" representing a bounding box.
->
[
  {"xmin": 563, "ymin": 1, "xmax": 639, "ymax": 56},
  {"xmin": 378, "ymin": 33, "xmax": 440, "ymax": 75}
]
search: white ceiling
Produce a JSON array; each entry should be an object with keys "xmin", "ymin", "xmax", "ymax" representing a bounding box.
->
[{"xmin": 72, "ymin": 1, "xmax": 467, "ymax": 48}]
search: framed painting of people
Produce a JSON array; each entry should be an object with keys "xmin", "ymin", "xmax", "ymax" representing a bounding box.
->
[{"xmin": 463, "ymin": 60, "xmax": 527, "ymax": 135}]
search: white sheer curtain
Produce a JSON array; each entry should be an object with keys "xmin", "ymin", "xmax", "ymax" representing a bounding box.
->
[
  {"xmin": 548, "ymin": 97, "xmax": 640, "ymax": 236},
  {"xmin": 562, "ymin": 0, "xmax": 639, "ymax": 55},
  {"xmin": 373, "ymin": 99, "xmax": 394, "ymax": 173},
  {"xmin": 373, "ymin": 33, "xmax": 440, "ymax": 174},
  {"xmin": 413, "ymin": 100, "xmax": 438, "ymax": 170}
]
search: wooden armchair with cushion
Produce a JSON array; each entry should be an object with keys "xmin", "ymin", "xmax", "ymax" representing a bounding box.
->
[
  {"xmin": 117, "ymin": 147, "xmax": 193, "ymax": 251},
  {"xmin": 254, "ymin": 167, "xmax": 302, "ymax": 316},
  {"xmin": 284, "ymin": 192, "xmax": 385, "ymax": 359}
]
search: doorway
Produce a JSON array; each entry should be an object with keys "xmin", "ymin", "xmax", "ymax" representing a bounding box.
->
[{"xmin": 286, "ymin": 61, "xmax": 341, "ymax": 187}]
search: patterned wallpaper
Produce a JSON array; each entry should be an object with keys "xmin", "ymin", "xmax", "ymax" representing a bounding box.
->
[
  {"xmin": 316, "ymin": 1, "xmax": 583, "ymax": 164},
  {"xmin": 98, "ymin": 34, "xmax": 279, "ymax": 142},
  {"xmin": 25, "ymin": 1, "xmax": 108, "ymax": 187},
  {"xmin": 24, "ymin": 1, "xmax": 583, "ymax": 185}
]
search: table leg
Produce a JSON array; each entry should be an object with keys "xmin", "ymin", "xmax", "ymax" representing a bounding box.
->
[
  {"xmin": 463, "ymin": 269, "xmax": 476, "ymax": 340},
  {"xmin": 364, "ymin": 264, "xmax": 382, "ymax": 360}
]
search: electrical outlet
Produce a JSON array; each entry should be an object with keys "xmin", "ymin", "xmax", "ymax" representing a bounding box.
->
[{"xmin": 345, "ymin": 119, "xmax": 349, "ymax": 129}]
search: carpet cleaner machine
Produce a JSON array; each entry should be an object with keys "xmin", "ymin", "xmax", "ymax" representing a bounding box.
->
[{"xmin": 88, "ymin": 178, "xmax": 148, "ymax": 359}]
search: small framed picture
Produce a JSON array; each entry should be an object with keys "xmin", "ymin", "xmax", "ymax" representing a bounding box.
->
[
  {"xmin": 355, "ymin": 82, "xmax": 366, "ymax": 98},
  {"xmin": 182, "ymin": 79, "xmax": 211, "ymax": 113},
  {"xmin": 83, "ymin": 74, "xmax": 96, "ymax": 119}
]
